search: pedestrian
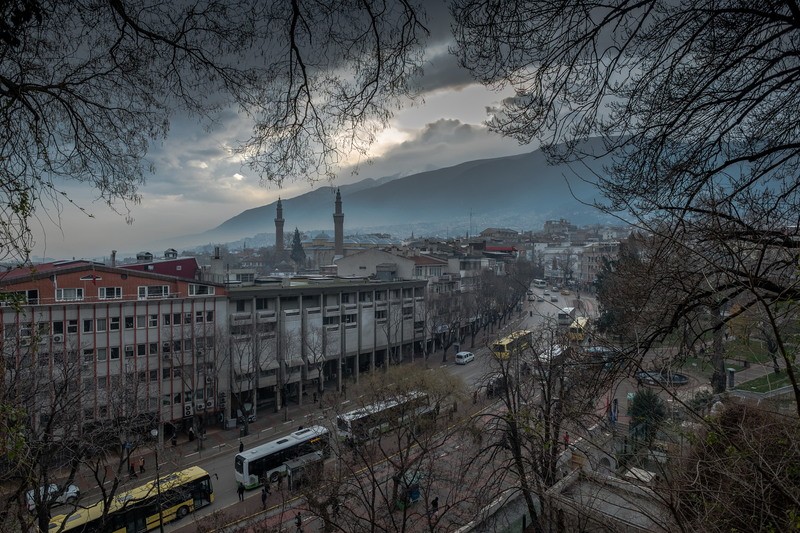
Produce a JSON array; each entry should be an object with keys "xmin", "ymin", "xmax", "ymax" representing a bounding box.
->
[
  {"xmin": 138, "ymin": 456, "xmax": 145, "ymax": 473},
  {"xmin": 261, "ymin": 486, "xmax": 268, "ymax": 509},
  {"xmin": 129, "ymin": 458, "xmax": 137, "ymax": 478},
  {"xmin": 430, "ymin": 496, "xmax": 439, "ymax": 517},
  {"xmin": 295, "ymin": 512, "xmax": 302, "ymax": 533},
  {"xmin": 171, "ymin": 434, "xmax": 177, "ymax": 447},
  {"xmin": 313, "ymin": 392, "xmax": 317, "ymax": 403},
  {"xmin": 237, "ymin": 481, "xmax": 245, "ymax": 502},
  {"xmin": 239, "ymin": 440, "xmax": 244, "ymax": 453}
]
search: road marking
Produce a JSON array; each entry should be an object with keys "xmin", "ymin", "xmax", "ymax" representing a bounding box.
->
[
  {"xmin": 184, "ymin": 451, "xmax": 199, "ymax": 458},
  {"xmin": 261, "ymin": 427, "xmax": 274, "ymax": 433}
]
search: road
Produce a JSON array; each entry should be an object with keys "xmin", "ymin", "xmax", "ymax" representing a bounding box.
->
[{"xmin": 163, "ymin": 292, "xmax": 601, "ymax": 531}]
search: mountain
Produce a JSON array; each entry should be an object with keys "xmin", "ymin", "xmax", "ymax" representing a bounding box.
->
[{"xmin": 173, "ymin": 144, "xmax": 613, "ymax": 249}]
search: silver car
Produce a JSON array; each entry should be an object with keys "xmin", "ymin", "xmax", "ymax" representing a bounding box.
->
[{"xmin": 26, "ymin": 483, "xmax": 80, "ymax": 511}]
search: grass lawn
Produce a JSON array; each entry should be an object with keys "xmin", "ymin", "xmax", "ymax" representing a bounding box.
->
[
  {"xmin": 679, "ymin": 356, "xmax": 744, "ymax": 375},
  {"xmin": 735, "ymin": 367, "xmax": 799, "ymax": 393},
  {"xmin": 724, "ymin": 339, "xmax": 773, "ymax": 364}
]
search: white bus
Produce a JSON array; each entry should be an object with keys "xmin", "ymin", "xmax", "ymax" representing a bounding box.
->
[
  {"xmin": 234, "ymin": 425, "xmax": 330, "ymax": 488},
  {"xmin": 336, "ymin": 392, "xmax": 437, "ymax": 445},
  {"xmin": 557, "ymin": 307, "xmax": 576, "ymax": 327}
]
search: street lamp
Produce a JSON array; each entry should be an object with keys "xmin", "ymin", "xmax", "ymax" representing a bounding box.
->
[{"xmin": 150, "ymin": 429, "xmax": 165, "ymax": 533}]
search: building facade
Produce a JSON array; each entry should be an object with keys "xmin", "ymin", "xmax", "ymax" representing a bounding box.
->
[
  {"xmin": 223, "ymin": 277, "xmax": 428, "ymax": 417},
  {"xmin": 0, "ymin": 261, "xmax": 227, "ymax": 438}
]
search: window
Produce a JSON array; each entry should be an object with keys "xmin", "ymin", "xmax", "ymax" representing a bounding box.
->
[
  {"xmin": 82, "ymin": 349, "xmax": 94, "ymax": 364},
  {"xmin": 136, "ymin": 315, "xmax": 146, "ymax": 329},
  {"xmin": 184, "ymin": 312, "xmax": 192, "ymax": 324},
  {"xmin": 96, "ymin": 318, "xmax": 107, "ymax": 332},
  {"xmin": 235, "ymin": 301, "xmax": 246, "ymax": 312},
  {"xmin": 375, "ymin": 309, "xmax": 387, "ymax": 321},
  {"xmin": 149, "ymin": 342, "xmax": 158, "ymax": 355},
  {"xmin": 98, "ymin": 287, "xmax": 122, "ymax": 299},
  {"xmin": 138, "ymin": 285, "xmax": 169, "ymax": 299},
  {"xmin": 162, "ymin": 368, "xmax": 171, "ymax": 379},
  {"xmin": 173, "ymin": 313, "xmax": 182, "ymax": 325},
  {"xmin": 110, "ymin": 317, "xmax": 120, "ymax": 331},
  {"xmin": 56, "ymin": 288, "xmax": 84, "ymax": 301},
  {"xmin": 206, "ymin": 310, "xmax": 214, "ymax": 322},
  {"xmin": 195, "ymin": 311, "xmax": 203, "ymax": 323},
  {"xmin": 189, "ymin": 284, "xmax": 215, "ymax": 296},
  {"xmin": 83, "ymin": 319, "xmax": 93, "ymax": 333},
  {"xmin": 163, "ymin": 313, "xmax": 171, "ymax": 326},
  {"xmin": 52, "ymin": 321, "xmax": 64, "ymax": 335},
  {"xmin": 137, "ymin": 344, "xmax": 147, "ymax": 356},
  {"xmin": 125, "ymin": 345, "xmax": 134, "ymax": 357},
  {"xmin": 162, "ymin": 394, "xmax": 171, "ymax": 406},
  {"xmin": 110, "ymin": 347, "xmax": 120, "ymax": 360},
  {"xmin": 344, "ymin": 313, "xmax": 357, "ymax": 324},
  {"xmin": 323, "ymin": 316, "xmax": 339, "ymax": 326},
  {"xmin": 149, "ymin": 369, "xmax": 158, "ymax": 382},
  {"xmin": 124, "ymin": 316, "xmax": 134, "ymax": 329},
  {"xmin": 97, "ymin": 348, "xmax": 107, "ymax": 361},
  {"xmin": 67, "ymin": 320, "xmax": 78, "ymax": 334}
]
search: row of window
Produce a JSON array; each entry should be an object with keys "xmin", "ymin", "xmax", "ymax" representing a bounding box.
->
[
  {"xmin": 79, "ymin": 337, "xmax": 215, "ymax": 362},
  {"xmin": 81, "ymin": 377, "xmax": 214, "ymax": 406},
  {"xmin": 54, "ymin": 284, "xmax": 214, "ymax": 302},
  {"xmin": 237, "ymin": 289, "xmax": 418, "ymax": 312},
  {"xmin": 6, "ymin": 311, "xmax": 215, "ymax": 339}
]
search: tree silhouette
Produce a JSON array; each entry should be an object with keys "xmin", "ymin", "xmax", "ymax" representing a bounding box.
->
[
  {"xmin": 629, "ymin": 388, "xmax": 666, "ymax": 447},
  {"xmin": 451, "ymin": 0, "xmax": 800, "ymax": 414},
  {"xmin": 1, "ymin": 0, "xmax": 427, "ymax": 263},
  {"xmin": 290, "ymin": 228, "xmax": 306, "ymax": 267}
]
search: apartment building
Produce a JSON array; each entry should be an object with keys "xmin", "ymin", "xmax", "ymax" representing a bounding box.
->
[
  {"xmin": 223, "ymin": 277, "xmax": 428, "ymax": 417},
  {"xmin": 0, "ymin": 260, "xmax": 227, "ymax": 438}
]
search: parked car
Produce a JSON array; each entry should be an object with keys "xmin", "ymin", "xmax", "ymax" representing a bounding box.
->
[
  {"xmin": 543, "ymin": 290, "xmax": 550, "ymax": 296},
  {"xmin": 550, "ymin": 295, "xmax": 558, "ymax": 302},
  {"xmin": 537, "ymin": 296, "xmax": 545, "ymax": 302},
  {"xmin": 560, "ymin": 289, "xmax": 571, "ymax": 295},
  {"xmin": 26, "ymin": 483, "xmax": 80, "ymax": 512},
  {"xmin": 455, "ymin": 351, "xmax": 475, "ymax": 365}
]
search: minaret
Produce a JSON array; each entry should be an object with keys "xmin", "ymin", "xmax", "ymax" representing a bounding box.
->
[
  {"xmin": 333, "ymin": 188, "xmax": 344, "ymax": 256},
  {"xmin": 275, "ymin": 197, "xmax": 285, "ymax": 253}
]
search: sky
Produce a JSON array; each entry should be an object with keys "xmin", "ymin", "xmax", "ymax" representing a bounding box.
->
[{"xmin": 30, "ymin": 8, "xmax": 536, "ymax": 262}]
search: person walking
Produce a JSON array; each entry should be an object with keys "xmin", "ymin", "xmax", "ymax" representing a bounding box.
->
[
  {"xmin": 430, "ymin": 496, "xmax": 439, "ymax": 518},
  {"xmin": 261, "ymin": 486, "xmax": 268, "ymax": 510},
  {"xmin": 237, "ymin": 482, "xmax": 245, "ymax": 502},
  {"xmin": 239, "ymin": 440, "xmax": 244, "ymax": 453},
  {"xmin": 138, "ymin": 456, "xmax": 145, "ymax": 473},
  {"xmin": 129, "ymin": 458, "xmax": 138, "ymax": 478},
  {"xmin": 295, "ymin": 512, "xmax": 303, "ymax": 533}
]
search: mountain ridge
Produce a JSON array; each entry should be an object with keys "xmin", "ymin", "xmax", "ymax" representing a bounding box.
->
[{"xmin": 168, "ymin": 144, "xmax": 613, "ymax": 250}]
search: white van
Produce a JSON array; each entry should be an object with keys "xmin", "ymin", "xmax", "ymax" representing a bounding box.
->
[{"xmin": 455, "ymin": 351, "xmax": 475, "ymax": 365}]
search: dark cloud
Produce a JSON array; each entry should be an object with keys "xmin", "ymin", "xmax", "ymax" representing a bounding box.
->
[{"xmin": 416, "ymin": 50, "xmax": 476, "ymax": 93}]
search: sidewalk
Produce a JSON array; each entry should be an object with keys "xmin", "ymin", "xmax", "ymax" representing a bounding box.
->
[{"xmin": 24, "ymin": 385, "xmax": 344, "ymax": 505}]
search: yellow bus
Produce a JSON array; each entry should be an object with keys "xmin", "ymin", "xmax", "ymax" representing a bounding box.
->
[
  {"xmin": 491, "ymin": 330, "xmax": 532, "ymax": 359},
  {"xmin": 567, "ymin": 317, "xmax": 590, "ymax": 343},
  {"xmin": 49, "ymin": 466, "xmax": 214, "ymax": 532}
]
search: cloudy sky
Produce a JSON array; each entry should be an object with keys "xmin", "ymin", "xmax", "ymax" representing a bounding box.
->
[{"xmin": 31, "ymin": 8, "xmax": 535, "ymax": 261}]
